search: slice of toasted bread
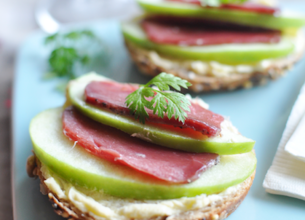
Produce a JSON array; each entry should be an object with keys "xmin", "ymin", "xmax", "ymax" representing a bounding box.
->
[
  {"xmin": 27, "ymin": 154, "xmax": 255, "ymax": 220},
  {"xmin": 125, "ymin": 39, "xmax": 305, "ymax": 92}
]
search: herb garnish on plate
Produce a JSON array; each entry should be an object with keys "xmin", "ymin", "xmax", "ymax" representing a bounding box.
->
[{"xmin": 44, "ymin": 30, "xmax": 107, "ymax": 91}]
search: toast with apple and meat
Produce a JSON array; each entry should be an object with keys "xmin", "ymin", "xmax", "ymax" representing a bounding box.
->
[
  {"xmin": 27, "ymin": 73, "xmax": 256, "ymax": 220},
  {"xmin": 122, "ymin": 0, "xmax": 305, "ymax": 92}
]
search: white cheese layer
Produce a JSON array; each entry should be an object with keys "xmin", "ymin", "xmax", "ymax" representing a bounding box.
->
[{"xmin": 41, "ymin": 164, "xmax": 249, "ymax": 220}]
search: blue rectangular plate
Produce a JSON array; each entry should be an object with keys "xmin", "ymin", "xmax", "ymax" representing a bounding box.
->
[{"xmin": 12, "ymin": 5, "xmax": 305, "ymax": 220}]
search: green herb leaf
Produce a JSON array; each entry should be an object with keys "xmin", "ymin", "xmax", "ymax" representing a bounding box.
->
[
  {"xmin": 145, "ymin": 72, "xmax": 191, "ymax": 91},
  {"xmin": 125, "ymin": 73, "xmax": 192, "ymax": 124},
  {"xmin": 49, "ymin": 47, "xmax": 79, "ymax": 78},
  {"xmin": 44, "ymin": 29, "xmax": 109, "ymax": 87},
  {"xmin": 45, "ymin": 33, "xmax": 59, "ymax": 45},
  {"xmin": 64, "ymin": 31, "xmax": 83, "ymax": 40},
  {"xmin": 80, "ymin": 55, "xmax": 90, "ymax": 65},
  {"xmin": 125, "ymin": 87, "xmax": 152, "ymax": 124}
]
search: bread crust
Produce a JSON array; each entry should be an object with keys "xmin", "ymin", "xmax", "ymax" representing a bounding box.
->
[
  {"xmin": 125, "ymin": 40, "xmax": 305, "ymax": 92},
  {"xmin": 27, "ymin": 154, "xmax": 255, "ymax": 220}
]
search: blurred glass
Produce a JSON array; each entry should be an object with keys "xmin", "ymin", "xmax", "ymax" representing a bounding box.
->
[{"xmin": 35, "ymin": 0, "xmax": 138, "ymax": 33}]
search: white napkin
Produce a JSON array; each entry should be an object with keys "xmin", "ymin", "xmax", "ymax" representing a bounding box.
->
[
  {"xmin": 285, "ymin": 109, "xmax": 305, "ymax": 162},
  {"xmin": 263, "ymin": 84, "xmax": 305, "ymax": 201}
]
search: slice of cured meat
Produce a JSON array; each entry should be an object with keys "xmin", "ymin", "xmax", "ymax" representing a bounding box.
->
[
  {"xmin": 85, "ymin": 81, "xmax": 224, "ymax": 137},
  {"xmin": 167, "ymin": 0, "xmax": 279, "ymax": 15},
  {"xmin": 143, "ymin": 15, "xmax": 278, "ymax": 32},
  {"xmin": 63, "ymin": 106, "xmax": 220, "ymax": 183},
  {"xmin": 141, "ymin": 18, "xmax": 281, "ymax": 46}
]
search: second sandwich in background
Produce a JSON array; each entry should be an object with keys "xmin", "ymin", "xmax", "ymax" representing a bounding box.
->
[{"xmin": 122, "ymin": 0, "xmax": 305, "ymax": 92}]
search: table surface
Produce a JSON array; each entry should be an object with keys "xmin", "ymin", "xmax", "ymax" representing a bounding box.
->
[{"xmin": 0, "ymin": 0, "xmax": 304, "ymax": 219}]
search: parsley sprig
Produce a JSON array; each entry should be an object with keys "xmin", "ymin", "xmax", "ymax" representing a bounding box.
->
[
  {"xmin": 200, "ymin": 0, "xmax": 247, "ymax": 7},
  {"xmin": 44, "ymin": 30, "xmax": 107, "ymax": 91},
  {"xmin": 125, "ymin": 73, "xmax": 192, "ymax": 124}
]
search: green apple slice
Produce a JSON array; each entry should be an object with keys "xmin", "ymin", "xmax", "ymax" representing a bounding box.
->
[
  {"xmin": 66, "ymin": 73, "xmax": 255, "ymax": 155},
  {"xmin": 137, "ymin": 0, "xmax": 305, "ymax": 30},
  {"xmin": 30, "ymin": 107, "xmax": 257, "ymax": 200},
  {"xmin": 121, "ymin": 19, "xmax": 295, "ymax": 64}
]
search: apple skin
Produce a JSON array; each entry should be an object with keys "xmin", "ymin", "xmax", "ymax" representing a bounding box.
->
[
  {"xmin": 137, "ymin": 0, "xmax": 305, "ymax": 30},
  {"xmin": 121, "ymin": 20, "xmax": 295, "ymax": 65},
  {"xmin": 67, "ymin": 73, "xmax": 255, "ymax": 155},
  {"xmin": 30, "ymin": 107, "xmax": 257, "ymax": 200}
]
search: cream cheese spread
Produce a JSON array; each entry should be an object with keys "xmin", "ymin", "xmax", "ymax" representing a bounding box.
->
[{"xmin": 41, "ymin": 164, "xmax": 248, "ymax": 220}]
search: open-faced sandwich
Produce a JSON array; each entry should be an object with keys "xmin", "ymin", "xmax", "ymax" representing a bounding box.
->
[
  {"xmin": 122, "ymin": 0, "xmax": 305, "ymax": 92},
  {"xmin": 27, "ymin": 72, "xmax": 256, "ymax": 220}
]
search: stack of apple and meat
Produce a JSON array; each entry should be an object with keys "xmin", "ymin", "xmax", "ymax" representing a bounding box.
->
[
  {"xmin": 122, "ymin": 0, "xmax": 305, "ymax": 92},
  {"xmin": 30, "ymin": 73, "xmax": 256, "ymax": 202}
]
